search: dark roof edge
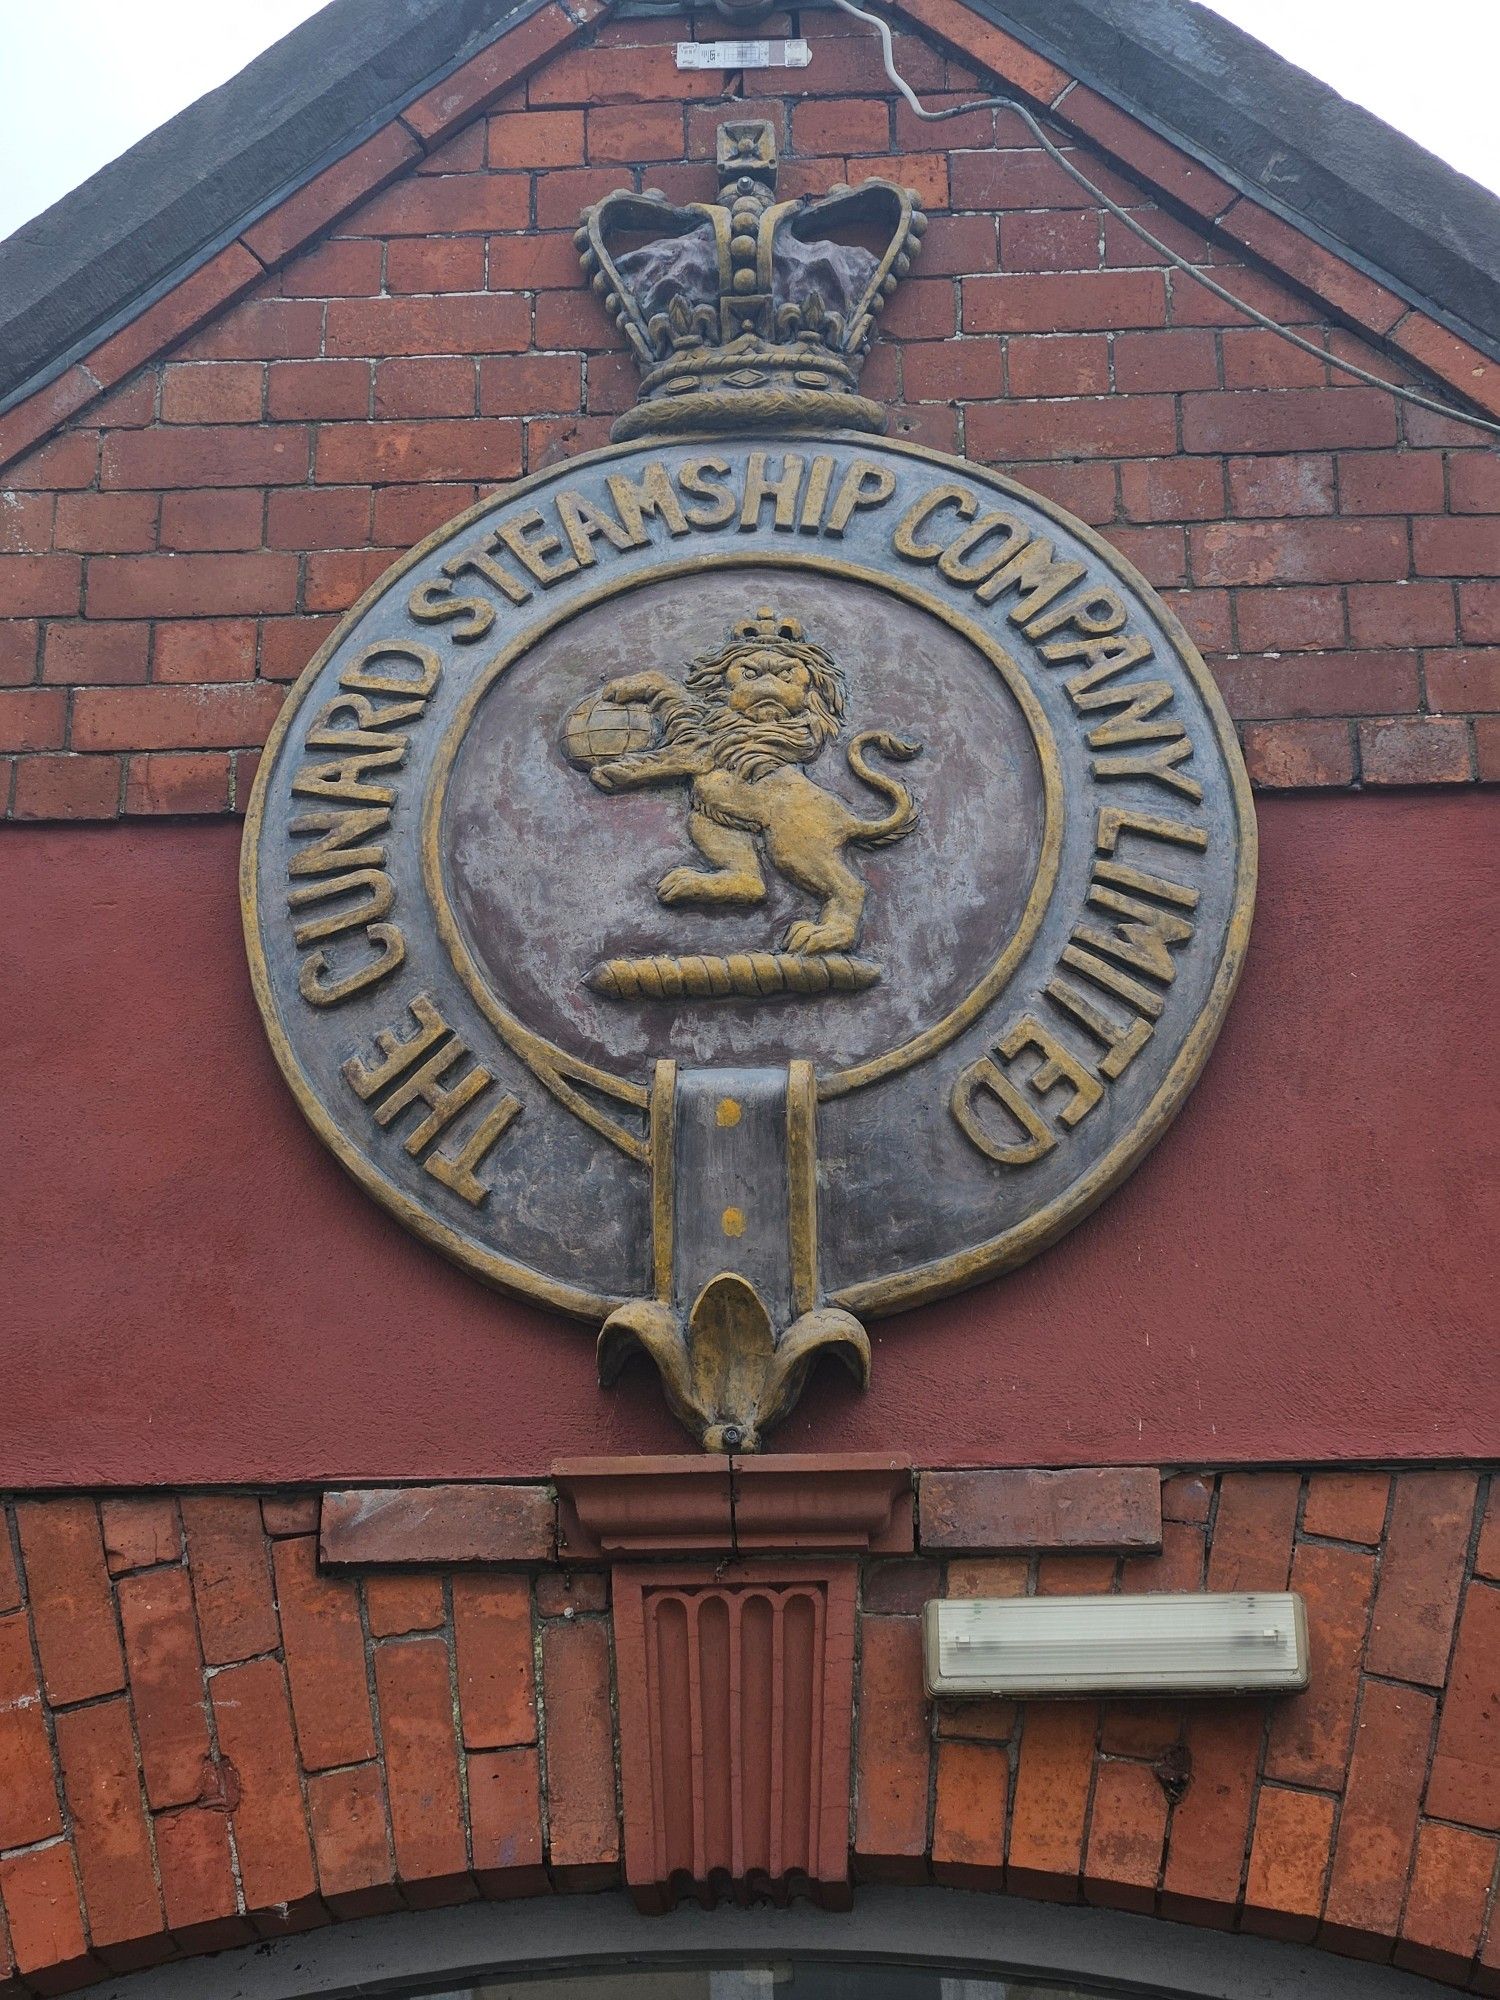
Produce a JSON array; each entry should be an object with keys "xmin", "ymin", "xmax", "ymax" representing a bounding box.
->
[
  {"xmin": 0, "ymin": 0, "xmax": 544, "ymax": 408},
  {"xmin": 1, "ymin": 0, "xmax": 1498, "ymax": 420},
  {"xmin": 982, "ymin": 0, "xmax": 1500, "ymax": 365}
]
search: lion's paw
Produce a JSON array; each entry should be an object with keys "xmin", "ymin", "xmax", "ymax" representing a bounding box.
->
[{"xmin": 783, "ymin": 919, "xmax": 856, "ymax": 954}]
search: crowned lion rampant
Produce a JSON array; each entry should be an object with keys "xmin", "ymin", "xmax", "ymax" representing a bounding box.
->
[{"xmin": 563, "ymin": 607, "xmax": 921, "ymax": 958}]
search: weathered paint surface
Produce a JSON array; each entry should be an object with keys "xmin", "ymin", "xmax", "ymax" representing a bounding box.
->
[{"xmin": 0, "ymin": 789, "xmax": 1494, "ymax": 1483}]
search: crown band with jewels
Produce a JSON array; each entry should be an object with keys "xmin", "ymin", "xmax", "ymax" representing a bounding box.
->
[
  {"xmin": 733, "ymin": 607, "xmax": 807, "ymax": 644},
  {"xmin": 576, "ymin": 119, "xmax": 925, "ymax": 440}
]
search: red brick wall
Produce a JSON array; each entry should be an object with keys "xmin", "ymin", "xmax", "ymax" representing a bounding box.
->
[
  {"xmin": 1, "ymin": 1470, "xmax": 1497, "ymax": 1993},
  {"xmin": 1, "ymin": 0, "xmax": 1498, "ymax": 818}
]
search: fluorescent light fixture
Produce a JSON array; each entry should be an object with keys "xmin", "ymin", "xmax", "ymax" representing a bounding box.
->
[{"xmin": 924, "ymin": 1593, "xmax": 1308, "ymax": 1697}]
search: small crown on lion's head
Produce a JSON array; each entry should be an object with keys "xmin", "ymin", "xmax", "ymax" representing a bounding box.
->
[{"xmin": 733, "ymin": 606, "xmax": 806, "ymax": 647}]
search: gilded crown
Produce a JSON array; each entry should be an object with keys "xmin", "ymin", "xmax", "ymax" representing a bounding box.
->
[
  {"xmin": 577, "ymin": 119, "xmax": 925, "ymax": 440},
  {"xmin": 732, "ymin": 606, "xmax": 807, "ymax": 644}
]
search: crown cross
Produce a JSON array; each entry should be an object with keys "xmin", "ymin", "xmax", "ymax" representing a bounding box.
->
[{"xmin": 576, "ymin": 120, "xmax": 925, "ymax": 440}]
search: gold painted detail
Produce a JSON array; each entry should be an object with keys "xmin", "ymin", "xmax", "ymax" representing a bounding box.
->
[
  {"xmin": 578, "ymin": 118, "xmax": 923, "ymax": 439},
  {"xmin": 588, "ymin": 951, "xmax": 881, "ymax": 1000},
  {"xmin": 565, "ymin": 605, "xmax": 920, "ymax": 986}
]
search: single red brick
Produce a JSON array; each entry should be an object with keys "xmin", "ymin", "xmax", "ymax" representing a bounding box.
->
[
  {"xmin": 232, "ymin": 747, "xmax": 263, "ymax": 805},
  {"xmin": 1206, "ymin": 1474, "xmax": 1299, "ymax": 1591},
  {"xmin": 374, "ymin": 356, "xmax": 477, "ymax": 420},
  {"xmin": 0, "ymin": 687, "xmax": 66, "ymax": 751},
  {"xmin": 266, "ymin": 485, "xmax": 373, "ymax": 550},
  {"xmin": 1321, "ymin": 1679, "xmax": 1434, "ymax": 1953},
  {"xmin": 14, "ymin": 1500, "xmax": 124, "ymax": 1704},
  {"xmin": 0, "ymin": 1841, "xmax": 88, "ymax": 1981},
  {"xmin": 1360, "ymin": 715, "xmax": 1473, "ymax": 785},
  {"xmin": 1396, "ymin": 1822, "xmax": 1496, "ymax": 1982},
  {"xmin": 1082, "ymin": 1758, "xmax": 1168, "ymax": 1914},
  {"xmin": 371, "ymin": 482, "xmax": 477, "ymax": 547},
  {"xmin": 1449, "ymin": 451, "xmax": 1500, "ymax": 512},
  {"xmin": 1241, "ymin": 719, "xmax": 1355, "ymax": 788},
  {"xmin": 525, "ymin": 41, "xmax": 720, "ymax": 111},
  {"xmin": 0, "ymin": 1614, "xmax": 61, "ymax": 1848},
  {"xmin": 157, "ymin": 487, "xmax": 265, "ymax": 554},
  {"xmin": 1036, "ymin": 1553, "xmax": 1119, "ymax": 1594},
  {"xmin": 479, "ymin": 352, "xmax": 584, "ymax": 416},
  {"xmin": 52, "ymin": 491, "xmax": 157, "ymax": 554},
  {"xmin": 180, "ymin": 1495, "xmax": 278, "ymax": 1667},
  {"xmin": 540, "ymin": 1617, "xmax": 619, "ymax": 1873},
  {"xmin": 1183, "ymin": 388, "xmax": 1397, "ymax": 455},
  {"xmin": 0, "ymin": 618, "xmax": 39, "ymax": 686},
  {"xmin": 347, "ymin": 175, "xmax": 529, "ymax": 238},
  {"xmin": 898, "ymin": 338, "xmax": 1001, "ymax": 404},
  {"xmin": 1121, "ymin": 1518, "xmax": 1205, "ymax": 1596},
  {"xmin": 0, "ymin": 1532, "xmax": 20, "ymax": 1614},
  {"xmin": 260, "ymin": 1496, "xmax": 319, "ymax": 1537},
  {"xmin": 1161, "ymin": 586, "xmax": 1228, "ymax": 652},
  {"xmin": 365, "ymin": 1573, "xmax": 446, "ymax": 1638},
  {"xmin": 533, "ymin": 288, "xmax": 614, "ymax": 353},
  {"xmin": 174, "ymin": 295, "xmax": 324, "ymax": 362},
  {"xmin": 89, "ymin": 375, "xmax": 156, "ymax": 428},
  {"xmin": 536, "ymin": 166, "xmax": 635, "ymax": 231},
  {"xmin": 1226, "ymin": 453, "xmax": 1335, "ymax": 517},
  {"xmin": 1413, "ymin": 516, "xmax": 1500, "ymax": 576},
  {"xmin": 258, "ymin": 614, "xmax": 338, "ymax": 683},
  {"xmin": 906, "ymin": 212, "xmax": 995, "ymax": 281},
  {"xmin": 87, "ymin": 552, "xmax": 297, "ymax": 620},
  {"xmin": 1347, "ymin": 579, "xmax": 1456, "ymax": 647},
  {"xmin": 862, "ymin": 1560, "xmax": 942, "ymax": 1617},
  {"xmin": 54, "ymin": 1699, "xmax": 162, "ymax": 1953},
  {"xmin": 998, "ymin": 210, "xmax": 1102, "ymax": 276},
  {"xmin": 314, "ymin": 418, "xmax": 523, "ymax": 485},
  {"xmin": 587, "ymin": 100, "xmax": 686, "ymax": 164},
  {"xmin": 1108, "ymin": 328, "xmax": 1214, "ymax": 394},
  {"xmin": 153, "ymin": 1804, "xmax": 241, "ymax": 1936},
  {"xmin": 0, "ymin": 554, "xmax": 82, "ymax": 617},
  {"xmin": 1110, "ymin": 522, "xmax": 1187, "ymax": 587},
  {"xmin": 277, "ymin": 237, "xmax": 383, "ymax": 299},
  {"xmin": 40, "ymin": 623, "xmax": 147, "ymax": 686},
  {"xmin": 1460, "ymin": 579, "xmax": 1500, "ymax": 641},
  {"xmin": 245, "ymin": 122, "xmax": 421, "ymax": 265},
  {"xmin": 321, "ymin": 1485, "xmax": 553, "ymax": 1566},
  {"xmin": 1476, "ymin": 1483, "xmax": 1500, "ymax": 1582},
  {"xmin": 452, "ymin": 1574, "xmax": 534, "ymax": 1751},
  {"xmin": 943, "ymin": 1556, "xmax": 1031, "ymax": 1598},
  {"xmin": 72, "ymin": 681, "xmax": 286, "ymax": 753},
  {"xmin": 384, "ymin": 237, "xmax": 486, "ymax": 296},
  {"xmin": 373, "ymin": 1637, "xmax": 471, "ymax": 1889},
  {"xmin": 1001, "ymin": 465, "xmax": 1114, "ymax": 536},
  {"xmin": 1159, "ymin": 1700, "xmax": 1264, "ymax": 1922},
  {"xmin": 1213, "ymin": 649, "xmax": 1420, "ymax": 721},
  {"xmin": 116, "ymin": 1565, "xmax": 211, "ymax": 1809},
  {"xmin": 1008, "ymin": 333, "xmax": 1110, "ymax": 398},
  {"xmin": 210, "ymin": 1656, "xmax": 317, "ymax": 1911},
  {"xmin": 1160, "ymin": 1474, "xmax": 1213, "ymax": 1524},
  {"xmin": 1243, "ymin": 1785, "xmax": 1335, "ymax": 1941},
  {"xmin": 534, "ymin": 1572, "xmax": 607, "ymax": 1618},
  {"xmin": 304, "ymin": 546, "xmax": 403, "ymax": 612},
  {"xmin": 1194, "ymin": 517, "xmax": 1408, "ymax": 586},
  {"xmin": 488, "ymin": 107, "xmax": 585, "ymax": 170},
  {"xmin": 965, "ymin": 270, "xmax": 1166, "ymax": 336},
  {"xmin": 1007, "ymin": 1701, "xmax": 1097, "ymax": 1899},
  {"xmin": 267, "ymin": 359, "xmax": 371, "ymax": 421},
  {"xmin": 469, "ymin": 1744, "xmax": 547, "ymax": 1893},
  {"xmin": 967, "ymin": 394, "xmax": 1176, "ymax": 463},
  {"xmin": 1336, "ymin": 449, "xmax": 1447, "ymax": 514},
  {"xmin": 948, "ymin": 145, "xmax": 1128, "ymax": 217},
  {"xmin": 1424, "ymin": 1578, "xmax": 1500, "ymax": 1828},
  {"xmin": 101, "ymin": 425, "xmax": 308, "ymax": 491},
  {"xmin": 1390, "ymin": 315, "xmax": 1500, "ymax": 420},
  {"xmin": 1301, "ymin": 1472, "xmax": 1389, "ymax": 1545},
  {"xmin": 1234, "ymin": 585, "xmax": 1346, "ymax": 653},
  {"xmin": 307, "ymin": 1763, "xmax": 393, "ymax": 1908},
  {"xmin": 790, "ymin": 97, "xmax": 890, "ymax": 156},
  {"xmin": 928, "ymin": 1737, "xmax": 1005, "ymax": 1888},
  {"xmin": 272, "ymin": 1537, "xmax": 375, "ymax": 1772},
  {"xmin": 152, "ymin": 618, "xmax": 259, "ymax": 684},
  {"xmin": 487, "ymin": 232, "xmax": 585, "ymax": 290},
  {"xmin": 160, "ymin": 361, "xmax": 264, "ymax": 426},
  {"xmin": 1121, "ymin": 457, "xmax": 1224, "ymax": 523},
  {"xmin": 1426, "ymin": 647, "xmax": 1500, "ymax": 710},
  {"xmin": 11, "ymin": 753, "xmax": 121, "ymax": 819},
  {"xmin": 1265, "ymin": 1541, "xmax": 1375, "ymax": 1790}
]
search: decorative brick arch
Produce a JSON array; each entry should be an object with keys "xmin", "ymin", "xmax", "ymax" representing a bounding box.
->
[{"xmin": 2, "ymin": 1467, "xmax": 1497, "ymax": 1993}]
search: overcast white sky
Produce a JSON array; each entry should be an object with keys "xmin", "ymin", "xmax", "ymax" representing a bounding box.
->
[{"xmin": 0, "ymin": 0, "xmax": 1496, "ymax": 244}]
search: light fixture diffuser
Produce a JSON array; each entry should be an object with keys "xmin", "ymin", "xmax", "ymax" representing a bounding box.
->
[{"xmin": 924, "ymin": 1593, "xmax": 1308, "ymax": 1698}]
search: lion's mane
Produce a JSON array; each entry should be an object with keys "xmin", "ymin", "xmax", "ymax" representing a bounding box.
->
[{"xmin": 659, "ymin": 638, "xmax": 847, "ymax": 784}]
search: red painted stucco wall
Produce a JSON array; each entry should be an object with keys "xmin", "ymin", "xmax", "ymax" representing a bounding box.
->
[{"xmin": 4, "ymin": 788, "xmax": 1493, "ymax": 1483}]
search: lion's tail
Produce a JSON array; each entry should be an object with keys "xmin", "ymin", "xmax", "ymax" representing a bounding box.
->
[{"xmin": 845, "ymin": 729, "xmax": 922, "ymax": 846}]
